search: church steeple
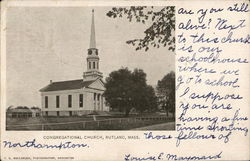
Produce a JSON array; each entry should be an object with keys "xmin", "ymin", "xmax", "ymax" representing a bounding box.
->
[
  {"xmin": 83, "ymin": 9, "xmax": 103, "ymax": 81},
  {"xmin": 89, "ymin": 9, "xmax": 96, "ymax": 49}
]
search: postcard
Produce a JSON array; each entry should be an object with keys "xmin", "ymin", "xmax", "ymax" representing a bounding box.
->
[{"xmin": 1, "ymin": 0, "xmax": 249, "ymax": 161}]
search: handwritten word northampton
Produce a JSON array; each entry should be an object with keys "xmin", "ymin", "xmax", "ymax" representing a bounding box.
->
[{"xmin": 3, "ymin": 139, "xmax": 89, "ymax": 150}]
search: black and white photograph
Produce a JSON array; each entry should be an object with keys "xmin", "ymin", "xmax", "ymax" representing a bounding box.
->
[
  {"xmin": 2, "ymin": 1, "xmax": 249, "ymax": 161},
  {"xmin": 6, "ymin": 6, "xmax": 176, "ymax": 131}
]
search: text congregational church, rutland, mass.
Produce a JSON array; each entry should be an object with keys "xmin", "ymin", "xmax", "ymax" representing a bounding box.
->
[{"xmin": 39, "ymin": 10, "xmax": 109, "ymax": 116}]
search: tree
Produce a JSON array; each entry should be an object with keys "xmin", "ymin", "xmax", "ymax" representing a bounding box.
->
[
  {"xmin": 104, "ymin": 68, "xmax": 133, "ymax": 116},
  {"xmin": 104, "ymin": 68, "xmax": 157, "ymax": 116},
  {"xmin": 130, "ymin": 69, "xmax": 158, "ymax": 113},
  {"xmin": 106, "ymin": 6, "xmax": 175, "ymax": 52},
  {"xmin": 136, "ymin": 85, "xmax": 158, "ymax": 113},
  {"xmin": 156, "ymin": 71, "xmax": 175, "ymax": 117}
]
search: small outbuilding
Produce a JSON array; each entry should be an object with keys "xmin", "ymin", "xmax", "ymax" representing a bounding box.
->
[{"xmin": 6, "ymin": 107, "xmax": 41, "ymax": 118}]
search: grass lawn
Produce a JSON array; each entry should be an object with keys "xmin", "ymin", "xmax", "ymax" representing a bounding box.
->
[
  {"xmin": 6, "ymin": 114, "xmax": 175, "ymax": 130},
  {"xmin": 6, "ymin": 116, "xmax": 98, "ymax": 125},
  {"xmin": 132, "ymin": 122, "xmax": 176, "ymax": 130}
]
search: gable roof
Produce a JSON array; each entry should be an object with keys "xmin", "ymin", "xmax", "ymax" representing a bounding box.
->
[
  {"xmin": 88, "ymin": 79, "xmax": 105, "ymax": 91},
  {"xmin": 39, "ymin": 79, "xmax": 96, "ymax": 92}
]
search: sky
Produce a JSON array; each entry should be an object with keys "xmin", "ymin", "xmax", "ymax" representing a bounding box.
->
[{"xmin": 6, "ymin": 7, "xmax": 175, "ymax": 107}]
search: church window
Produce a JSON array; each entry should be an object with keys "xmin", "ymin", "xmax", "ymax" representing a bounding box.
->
[
  {"xmin": 93, "ymin": 62, "xmax": 95, "ymax": 69},
  {"xmin": 45, "ymin": 96, "xmax": 48, "ymax": 108},
  {"xmin": 89, "ymin": 62, "xmax": 91, "ymax": 69},
  {"xmin": 57, "ymin": 111, "xmax": 60, "ymax": 116},
  {"xmin": 56, "ymin": 96, "xmax": 60, "ymax": 108},
  {"xmin": 94, "ymin": 93, "xmax": 96, "ymax": 101},
  {"xmin": 97, "ymin": 62, "xmax": 99, "ymax": 69},
  {"xmin": 79, "ymin": 94, "xmax": 83, "ymax": 108},
  {"xmin": 45, "ymin": 111, "xmax": 48, "ymax": 116},
  {"xmin": 68, "ymin": 95, "xmax": 72, "ymax": 108},
  {"xmin": 69, "ymin": 111, "xmax": 72, "ymax": 116}
]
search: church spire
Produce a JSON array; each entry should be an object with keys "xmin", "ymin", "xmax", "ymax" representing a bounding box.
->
[
  {"xmin": 89, "ymin": 9, "xmax": 96, "ymax": 48},
  {"xmin": 83, "ymin": 9, "xmax": 103, "ymax": 81}
]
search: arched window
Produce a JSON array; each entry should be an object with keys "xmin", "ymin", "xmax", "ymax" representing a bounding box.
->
[
  {"xmin": 93, "ymin": 62, "xmax": 95, "ymax": 69},
  {"xmin": 89, "ymin": 62, "xmax": 91, "ymax": 69}
]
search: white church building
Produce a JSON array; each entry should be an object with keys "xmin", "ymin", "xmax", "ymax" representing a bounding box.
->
[{"xmin": 40, "ymin": 10, "xmax": 109, "ymax": 116}]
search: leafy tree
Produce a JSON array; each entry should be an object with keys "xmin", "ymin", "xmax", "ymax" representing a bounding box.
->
[
  {"xmin": 106, "ymin": 6, "xmax": 175, "ymax": 52},
  {"xmin": 136, "ymin": 85, "xmax": 158, "ymax": 113},
  {"xmin": 156, "ymin": 71, "xmax": 175, "ymax": 117},
  {"xmin": 130, "ymin": 69, "xmax": 157, "ymax": 113},
  {"xmin": 104, "ymin": 68, "xmax": 157, "ymax": 116},
  {"xmin": 104, "ymin": 68, "xmax": 133, "ymax": 116}
]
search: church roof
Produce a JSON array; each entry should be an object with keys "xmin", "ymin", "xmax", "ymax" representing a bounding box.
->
[
  {"xmin": 39, "ymin": 79, "xmax": 95, "ymax": 92},
  {"xmin": 7, "ymin": 108, "xmax": 32, "ymax": 113}
]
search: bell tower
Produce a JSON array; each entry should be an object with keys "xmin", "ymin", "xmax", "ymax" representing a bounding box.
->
[{"xmin": 83, "ymin": 9, "xmax": 103, "ymax": 81}]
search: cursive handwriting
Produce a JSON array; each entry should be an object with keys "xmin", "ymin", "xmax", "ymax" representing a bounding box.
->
[
  {"xmin": 124, "ymin": 153, "xmax": 164, "ymax": 161},
  {"xmin": 3, "ymin": 139, "xmax": 89, "ymax": 150},
  {"xmin": 175, "ymin": 131, "xmax": 216, "ymax": 147},
  {"xmin": 144, "ymin": 132, "xmax": 172, "ymax": 140},
  {"xmin": 124, "ymin": 151, "xmax": 223, "ymax": 161},
  {"xmin": 166, "ymin": 151, "xmax": 222, "ymax": 161}
]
